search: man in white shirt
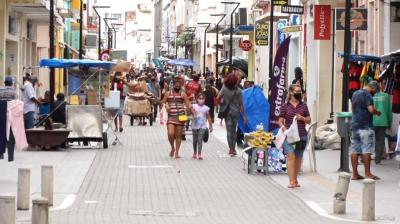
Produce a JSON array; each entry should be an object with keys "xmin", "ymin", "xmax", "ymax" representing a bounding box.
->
[{"xmin": 22, "ymin": 76, "xmax": 40, "ymax": 129}]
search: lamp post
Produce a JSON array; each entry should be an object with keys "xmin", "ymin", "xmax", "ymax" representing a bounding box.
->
[
  {"xmin": 268, "ymin": 0, "xmax": 274, "ymax": 85},
  {"xmin": 104, "ymin": 17, "xmax": 118, "ymax": 49},
  {"xmin": 93, "ymin": 6, "xmax": 110, "ymax": 60},
  {"xmin": 211, "ymin": 13, "xmax": 226, "ymax": 78},
  {"xmin": 221, "ymin": 1, "xmax": 240, "ymax": 67},
  {"xmin": 184, "ymin": 27, "xmax": 196, "ymax": 60},
  {"xmin": 198, "ymin": 22, "xmax": 211, "ymax": 75},
  {"xmin": 111, "ymin": 23, "xmax": 123, "ymax": 49}
]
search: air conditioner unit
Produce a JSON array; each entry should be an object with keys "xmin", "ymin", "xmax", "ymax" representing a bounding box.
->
[
  {"xmin": 85, "ymin": 34, "xmax": 98, "ymax": 48},
  {"xmin": 234, "ymin": 8, "xmax": 248, "ymax": 26}
]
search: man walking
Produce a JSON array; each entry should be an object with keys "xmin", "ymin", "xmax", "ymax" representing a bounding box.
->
[
  {"xmin": 351, "ymin": 81, "xmax": 381, "ymax": 180},
  {"xmin": 372, "ymin": 83, "xmax": 392, "ymax": 164},
  {"xmin": 148, "ymin": 75, "xmax": 161, "ymax": 121}
]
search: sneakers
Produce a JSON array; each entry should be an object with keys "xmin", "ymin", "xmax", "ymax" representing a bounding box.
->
[
  {"xmin": 198, "ymin": 153, "xmax": 203, "ymax": 160},
  {"xmin": 192, "ymin": 153, "xmax": 197, "ymax": 159},
  {"xmin": 192, "ymin": 153, "xmax": 203, "ymax": 160}
]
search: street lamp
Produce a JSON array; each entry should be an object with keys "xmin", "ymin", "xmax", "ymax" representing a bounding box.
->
[
  {"xmin": 198, "ymin": 22, "xmax": 211, "ymax": 75},
  {"xmin": 79, "ymin": 0, "xmax": 83, "ymax": 59},
  {"xmin": 171, "ymin": 31, "xmax": 180, "ymax": 59},
  {"xmin": 221, "ymin": 1, "xmax": 240, "ymax": 67},
  {"xmin": 184, "ymin": 27, "xmax": 196, "ymax": 60},
  {"xmin": 104, "ymin": 17, "xmax": 118, "ymax": 49},
  {"xmin": 49, "ymin": 0, "xmax": 55, "ymax": 110},
  {"xmin": 93, "ymin": 6, "xmax": 110, "ymax": 60},
  {"xmin": 210, "ymin": 13, "xmax": 226, "ymax": 77},
  {"xmin": 111, "ymin": 23, "xmax": 123, "ymax": 49}
]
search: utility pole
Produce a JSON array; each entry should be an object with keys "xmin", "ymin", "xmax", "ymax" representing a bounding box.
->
[
  {"xmin": 79, "ymin": 0, "xmax": 83, "ymax": 59},
  {"xmin": 268, "ymin": 0, "xmax": 274, "ymax": 82},
  {"xmin": 198, "ymin": 23, "xmax": 211, "ymax": 74},
  {"xmin": 49, "ymin": 0, "xmax": 55, "ymax": 110}
]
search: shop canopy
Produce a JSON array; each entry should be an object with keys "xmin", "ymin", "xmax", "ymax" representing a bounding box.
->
[
  {"xmin": 337, "ymin": 52, "xmax": 381, "ymax": 63},
  {"xmin": 381, "ymin": 49, "xmax": 400, "ymax": 63},
  {"xmin": 39, "ymin": 58, "xmax": 115, "ymax": 69}
]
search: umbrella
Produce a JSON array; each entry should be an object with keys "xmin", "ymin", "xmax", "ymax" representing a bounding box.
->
[
  {"xmin": 157, "ymin": 56, "xmax": 171, "ymax": 62},
  {"xmin": 217, "ymin": 57, "xmax": 248, "ymax": 76},
  {"xmin": 182, "ymin": 59, "xmax": 199, "ymax": 67}
]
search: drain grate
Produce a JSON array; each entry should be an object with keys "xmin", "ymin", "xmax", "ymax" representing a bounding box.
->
[{"xmin": 129, "ymin": 210, "xmax": 196, "ymax": 217}]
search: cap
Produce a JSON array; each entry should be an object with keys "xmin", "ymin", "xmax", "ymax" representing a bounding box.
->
[
  {"xmin": 367, "ymin": 80, "xmax": 380, "ymax": 91},
  {"xmin": 4, "ymin": 76, "xmax": 13, "ymax": 86}
]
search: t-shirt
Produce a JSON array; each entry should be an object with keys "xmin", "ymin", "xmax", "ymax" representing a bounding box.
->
[
  {"xmin": 279, "ymin": 101, "xmax": 310, "ymax": 137},
  {"xmin": 23, "ymin": 82, "xmax": 37, "ymax": 114},
  {"xmin": 351, "ymin": 89, "xmax": 373, "ymax": 130},
  {"xmin": 219, "ymin": 86, "xmax": 243, "ymax": 116},
  {"xmin": 192, "ymin": 104, "xmax": 209, "ymax": 129},
  {"xmin": 147, "ymin": 82, "xmax": 160, "ymax": 98}
]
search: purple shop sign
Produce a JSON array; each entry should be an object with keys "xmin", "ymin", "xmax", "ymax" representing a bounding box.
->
[{"xmin": 269, "ymin": 36, "xmax": 291, "ymax": 130}]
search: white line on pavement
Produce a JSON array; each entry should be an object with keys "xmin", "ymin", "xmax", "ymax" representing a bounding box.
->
[
  {"xmin": 50, "ymin": 194, "xmax": 76, "ymax": 211},
  {"xmin": 84, "ymin": 200, "xmax": 99, "ymax": 204},
  {"xmin": 128, "ymin": 165, "xmax": 173, "ymax": 169},
  {"xmin": 305, "ymin": 201, "xmax": 384, "ymax": 224}
]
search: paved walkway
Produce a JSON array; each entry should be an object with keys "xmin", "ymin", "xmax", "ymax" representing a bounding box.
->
[{"xmin": 50, "ymin": 119, "xmax": 345, "ymax": 224}]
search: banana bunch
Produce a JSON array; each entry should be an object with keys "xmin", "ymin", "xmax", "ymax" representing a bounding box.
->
[{"xmin": 245, "ymin": 131, "xmax": 273, "ymax": 148}]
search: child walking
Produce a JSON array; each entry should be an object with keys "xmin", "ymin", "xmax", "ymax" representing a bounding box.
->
[{"xmin": 192, "ymin": 93, "xmax": 213, "ymax": 160}]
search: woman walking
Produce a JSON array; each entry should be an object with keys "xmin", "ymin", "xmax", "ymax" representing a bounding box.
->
[
  {"xmin": 192, "ymin": 93, "xmax": 213, "ymax": 160},
  {"xmin": 278, "ymin": 84, "xmax": 311, "ymax": 188},
  {"xmin": 217, "ymin": 74, "xmax": 247, "ymax": 156},
  {"xmin": 161, "ymin": 78, "xmax": 194, "ymax": 159},
  {"xmin": 203, "ymin": 81, "xmax": 218, "ymax": 123},
  {"xmin": 111, "ymin": 72, "xmax": 125, "ymax": 132}
]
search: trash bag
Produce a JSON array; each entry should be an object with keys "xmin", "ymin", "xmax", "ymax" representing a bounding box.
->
[
  {"xmin": 238, "ymin": 86, "xmax": 270, "ymax": 133},
  {"xmin": 315, "ymin": 123, "xmax": 341, "ymax": 150}
]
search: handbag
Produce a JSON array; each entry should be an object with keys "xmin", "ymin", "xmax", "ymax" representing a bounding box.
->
[
  {"xmin": 203, "ymin": 128, "xmax": 209, "ymax": 142},
  {"xmin": 284, "ymin": 117, "xmax": 301, "ymax": 144},
  {"xmin": 218, "ymin": 89, "xmax": 237, "ymax": 119}
]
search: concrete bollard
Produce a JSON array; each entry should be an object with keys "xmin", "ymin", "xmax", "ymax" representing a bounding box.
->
[
  {"xmin": 0, "ymin": 195, "xmax": 16, "ymax": 224},
  {"xmin": 333, "ymin": 172, "xmax": 351, "ymax": 214},
  {"xmin": 41, "ymin": 165, "xmax": 53, "ymax": 206},
  {"xmin": 17, "ymin": 168, "xmax": 30, "ymax": 210},
  {"xmin": 362, "ymin": 179, "xmax": 375, "ymax": 221},
  {"xmin": 32, "ymin": 197, "xmax": 49, "ymax": 224}
]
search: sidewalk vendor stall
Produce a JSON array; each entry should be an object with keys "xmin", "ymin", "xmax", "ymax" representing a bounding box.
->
[{"xmin": 38, "ymin": 59, "xmax": 118, "ymax": 149}]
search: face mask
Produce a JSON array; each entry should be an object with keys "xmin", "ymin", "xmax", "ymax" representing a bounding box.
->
[
  {"xmin": 197, "ymin": 99, "xmax": 205, "ymax": 105},
  {"xmin": 293, "ymin": 93, "xmax": 302, "ymax": 100},
  {"xmin": 174, "ymin": 87, "xmax": 181, "ymax": 92},
  {"xmin": 151, "ymin": 78, "xmax": 156, "ymax": 82}
]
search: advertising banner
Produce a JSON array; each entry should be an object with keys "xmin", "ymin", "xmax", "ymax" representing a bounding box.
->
[
  {"xmin": 269, "ymin": 36, "xmax": 291, "ymax": 130},
  {"xmin": 336, "ymin": 8, "xmax": 368, "ymax": 31},
  {"xmin": 277, "ymin": 20, "xmax": 287, "ymax": 46},
  {"xmin": 314, "ymin": 5, "xmax": 331, "ymax": 40},
  {"xmin": 255, "ymin": 21, "xmax": 269, "ymax": 45}
]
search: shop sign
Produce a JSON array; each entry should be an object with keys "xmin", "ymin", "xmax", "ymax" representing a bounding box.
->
[
  {"xmin": 335, "ymin": 8, "xmax": 368, "ymax": 31},
  {"xmin": 255, "ymin": 21, "xmax": 269, "ymax": 46},
  {"xmin": 273, "ymin": 0, "xmax": 288, "ymax": 6},
  {"xmin": 111, "ymin": 50, "xmax": 128, "ymax": 60},
  {"xmin": 314, "ymin": 5, "xmax": 331, "ymax": 40},
  {"xmin": 282, "ymin": 25, "xmax": 303, "ymax": 33},
  {"xmin": 239, "ymin": 40, "xmax": 252, "ymax": 51},
  {"xmin": 281, "ymin": 5, "xmax": 304, "ymax": 14},
  {"xmin": 277, "ymin": 19, "xmax": 287, "ymax": 46}
]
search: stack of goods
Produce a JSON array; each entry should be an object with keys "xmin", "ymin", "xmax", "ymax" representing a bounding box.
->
[
  {"xmin": 268, "ymin": 147, "xmax": 286, "ymax": 173},
  {"xmin": 124, "ymin": 92, "xmax": 153, "ymax": 115},
  {"xmin": 245, "ymin": 131, "xmax": 273, "ymax": 148}
]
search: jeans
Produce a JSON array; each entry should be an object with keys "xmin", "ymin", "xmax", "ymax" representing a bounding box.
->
[
  {"xmin": 225, "ymin": 113, "xmax": 240, "ymax": 149},
  {"xmin": 282, "ymin": 135, "xmax": 308, "ymax": 157},
  {"xmin": 374, "ymin": 127, "xmax": 386, "ymax": 163},
  {"xmin": 192, "ymin": 129, "xmax": 206, "ymax": 153},
  {"xmin": 24, "ymin": 111, "xmax": 35, "ymax": 129}
]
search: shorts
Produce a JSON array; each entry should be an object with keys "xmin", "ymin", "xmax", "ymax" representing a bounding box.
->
[
  {"xmin": 282, "ymin": 135, "xmax": 308, "ymax": 157},
  {"xmin": 112, "ymin": 99, "xmax": 124, "ymax": 117},
  {"xmin": 351, "ymin": 128, "xmax": 375, "ymax": 154}
]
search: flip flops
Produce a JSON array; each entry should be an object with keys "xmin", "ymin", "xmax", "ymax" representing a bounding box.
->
[{"xmin": 351, "ymin": 175, "xmax": 365, "ymax": 180}]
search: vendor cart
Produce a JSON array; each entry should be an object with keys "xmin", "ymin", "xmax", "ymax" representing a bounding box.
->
[
  {"xmin": 124, "ymin": 92, "xmax": 154, "ymax": 126},
  {"xmin": 39, "ymin": 59, "xmax": 119, "ymax": 148}
]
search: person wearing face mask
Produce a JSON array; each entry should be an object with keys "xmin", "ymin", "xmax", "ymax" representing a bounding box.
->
[
  {"xmin": 160, "ymin": 78, "xmax": 194, "ymax": 159},
  {"xmin": 191, "ymin": 93, "xmax": 213, "ymax": 160},
  {"xmin": 350, "ymin": 81, "xmax": 381, "ymax": 180},
  {"xmin": 278, "ymin": 84, "xmax": 311, "ymax": 188}
]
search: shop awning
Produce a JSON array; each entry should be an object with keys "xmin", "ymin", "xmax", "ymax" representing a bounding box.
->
[
  {"xmin": 337, "ymin": 52, "xmax": 381, "ymax": 63},
  {"xmin": 381, "ymin": 49, "xmax": 400, "ymax": 63},
  {"xmin": 207, "ymin": 25, "xmax": 228, "ymax": 34},
  {"xmin": 234, "ymin": 25, "xmax": 254, "ymax": 35},
  {"xmin": 39, "ymin": 58, "xmax": 115, "ymax": 69}
]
